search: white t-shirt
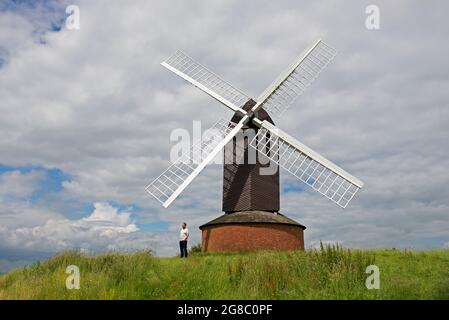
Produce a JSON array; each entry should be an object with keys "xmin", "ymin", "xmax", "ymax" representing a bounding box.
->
[{"xmin": 180, "ymin": 228, "xmax": 189, "ymax": 241}]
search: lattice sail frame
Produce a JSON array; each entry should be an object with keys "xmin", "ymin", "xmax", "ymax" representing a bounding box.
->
[
  {"xmin": 149, "ymin": 39, "xmax": 363, "ymax": 209},
  {"xmin": 162, "ymin": 50, "xmax": 249, "ymax": 112},
  {"xmin": 256, "ymin": 40, "xmax": 337, "ymax": 118},
  {"xmin": 145, "ymin": 119, "xmax": 237, "ymax": 206},
  {"xmin": 249, "ymin": 125, "xmax": 362, "ymax": 208}
]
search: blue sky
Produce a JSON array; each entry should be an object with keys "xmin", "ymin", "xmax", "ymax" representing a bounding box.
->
[{"xmin": 1, "ymin": 0, "xmax": 449, "ymax": 273}]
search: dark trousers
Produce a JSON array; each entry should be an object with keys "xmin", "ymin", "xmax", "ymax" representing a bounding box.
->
[{"xmin": 179, "ymin": 240, "xmax": 188, "ymax": 258}]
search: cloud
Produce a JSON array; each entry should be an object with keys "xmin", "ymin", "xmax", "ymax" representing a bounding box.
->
[
  {"xmin": 0, "ymin": 1, "xmax": 69, "ymax": 64},
  {"xmin": 0, "ymin": 170, "xmax": 174, "ymax": 261},
  {"xmin": 0, "ymin": 202, "xmax": 171, "ymax": 254},
  {"xmin": 83, "ymin": 202, "xmax": 135, "ymax": 227},
  {"xmin": 0, "ymin": 170, "xmax": 42, "ymax": 198}
]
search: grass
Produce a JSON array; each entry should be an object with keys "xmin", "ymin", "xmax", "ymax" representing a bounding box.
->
[{"xmin": 0, "ymin": 244, "xmax": 448, "ymax": 299}]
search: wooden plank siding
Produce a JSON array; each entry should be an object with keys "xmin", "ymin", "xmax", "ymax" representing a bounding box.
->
[{"xmin": 222, "ymin": 100, "xmax": 280, "ymax": 212}]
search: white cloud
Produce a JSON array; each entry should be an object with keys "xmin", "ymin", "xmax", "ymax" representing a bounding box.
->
[
  {"xmin": 0, "ymin": 170, "xmax": 174, "ymax": 257},
  {"xmin": 0, "ymin": 11, "xmax": 34, "ymax": 60},
  {"xmin": 83, "ymin": 202, "xmax": 135, "ymax": 228},
  {"xmin": 0, "ymin": 170, "xmax": 42, "ymax": 198},
  {"xmin": 0, "ymin": 202, "xmax": 172, "ymax": 254}
]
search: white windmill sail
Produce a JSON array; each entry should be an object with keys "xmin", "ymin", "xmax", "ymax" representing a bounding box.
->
[
  {"xmin": 161, "ymin": 50, "xmax": 249, "ymax": 114},
  {"xmin": 146, "ymin": 117, "xmax": 248, "ymax": 208},
  {"xmin": 150, "ymin": 39, "xmax": 363, "ymax": 209},
  {"xmin": 252, "ymin": 39, "xmax": 337, "ymax": 117},
  {"xmin": 250, "ymin": 120, "xmax": 363, "ymax": 208}
]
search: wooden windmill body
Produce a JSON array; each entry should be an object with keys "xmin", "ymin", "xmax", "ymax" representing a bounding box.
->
[{"xmin": 200, "ymin": 100, "xmax": 306, "ymax": 252}]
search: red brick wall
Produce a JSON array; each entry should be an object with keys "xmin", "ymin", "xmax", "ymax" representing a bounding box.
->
[{"xmin": 201, "ymin": 223, "xmax": 304, "ymax": 252}]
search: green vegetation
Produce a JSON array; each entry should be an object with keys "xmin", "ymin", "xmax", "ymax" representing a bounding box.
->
[{"xmin": 1, "ymin": 244, "xmax": 448, "ymax": 299}]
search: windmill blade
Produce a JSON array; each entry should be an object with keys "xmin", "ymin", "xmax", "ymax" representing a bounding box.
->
[
  {"xmin": 252, "ymin": 39, "xmax": 337, "ymax": 117},
  {"xmin": 161, "ymin": 50, "xmax": 249, "ymax": 114},
  {"xmin": 146, "ymin": 117, "xmax": 248, "ymax": 208},
  {"xmin": 249, "ymin": 121, "xmax": 363, "ymax": 208}
]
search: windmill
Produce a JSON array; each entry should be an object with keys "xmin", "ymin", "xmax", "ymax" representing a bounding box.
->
[{"xmin": 146, "ymin": 39, "xmax": 364, "ymax": 252}]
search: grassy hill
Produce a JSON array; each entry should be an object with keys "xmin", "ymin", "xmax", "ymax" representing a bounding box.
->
[{"xmin": 1, "ymin": 244, "xmax": 448, "ymax": 299}]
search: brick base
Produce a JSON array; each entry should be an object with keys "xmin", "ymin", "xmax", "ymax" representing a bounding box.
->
[{"xmin": 201, "ymin": 223, "xmax": 304, "ymax": 252}]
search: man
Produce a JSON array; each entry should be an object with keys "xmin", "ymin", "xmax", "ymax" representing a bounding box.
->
[{"xmin": 179, "ymin": 222, "xmax": 189, "ymax": 258}]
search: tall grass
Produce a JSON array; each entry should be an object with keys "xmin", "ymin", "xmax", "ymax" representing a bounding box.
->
[{"xmin": 0, "ymin": 244, "xmax": 448, "ymax": 299}]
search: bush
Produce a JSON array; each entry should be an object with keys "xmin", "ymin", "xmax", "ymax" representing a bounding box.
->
[{"xmin": 189, "ymin": 243, "xmax": 202, "ymax": 255}]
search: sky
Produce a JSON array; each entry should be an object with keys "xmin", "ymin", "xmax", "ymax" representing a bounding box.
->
[{"xmin": 0, "ymin": 0, "xmax": 448, "ymax": 273}]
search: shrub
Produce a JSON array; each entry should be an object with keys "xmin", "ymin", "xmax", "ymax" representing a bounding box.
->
[{"xmin": 189, "ymin": 243, "xmax": 202, "ymax": 255}]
